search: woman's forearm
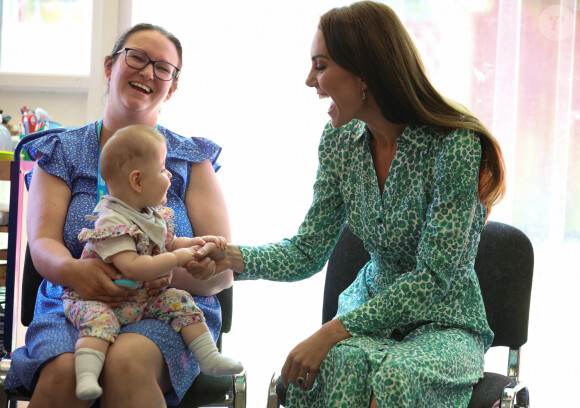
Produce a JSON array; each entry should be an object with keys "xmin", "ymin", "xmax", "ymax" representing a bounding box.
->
[
  {"xmin": 171, "ymin": 267, "xmax": 233, "ymax": 296},
  {"xmin": 26, "ymin": 164, "xmax": 77, "ymax": 287},
  {"xmin": 29, "ymin": 236, "xmax": 79, "ymax": 287},
  {"xmin": 318, "ymin": 318, "xmax": 351, "ymax": 345}
]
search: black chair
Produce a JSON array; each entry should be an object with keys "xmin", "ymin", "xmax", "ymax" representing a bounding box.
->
[
  {"xmin": 267, "ymin": 222, "xmax": 532, "ymax": 408},
  {"xmin": 0, "ymin": 132, "xmax": 246, "ymax": 408}
]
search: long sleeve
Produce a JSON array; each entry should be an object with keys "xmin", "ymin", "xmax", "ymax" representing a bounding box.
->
[
  {"xmin": 338, "ymin": 127, "xmax": 492, "ymax": 348},
  {"xmin": 237, "ymin": 124, "xmax": 349, "ymax": 282},
  {"xmin": 237, "ymin": 121, "xmax": 492, "ymax": 349}
]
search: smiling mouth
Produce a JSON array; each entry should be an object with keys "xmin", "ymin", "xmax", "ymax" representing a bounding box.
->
[
  {"xmin": 130, "ymin": 82, "xmax": 152, "ymax": 94},
  {"xmin": 318, "ymin": 94, "xmax": 336, "ymax": 113},
  {"xmin": 318, "ymin": 94, "xmax": 335, "ymax": 113},
  {"xmin": 327, "ymin": 101, "xmax": 335, "ymax": 113}
]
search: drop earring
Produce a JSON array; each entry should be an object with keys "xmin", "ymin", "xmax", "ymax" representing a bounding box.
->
[{"xmin": 361, "ymin": 88, "xmax": 366, "ymax": 101}]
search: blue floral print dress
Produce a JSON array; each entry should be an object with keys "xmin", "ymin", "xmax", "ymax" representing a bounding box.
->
[
  {"xmin": 237, "ymin": 120, "xmax": 494, "ymax": 407},
  {"xmin": 5, "ymin": 122, "xmax": 222, "ymax": 405}
]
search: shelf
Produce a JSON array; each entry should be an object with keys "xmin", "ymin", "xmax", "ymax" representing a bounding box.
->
[{"xmin": 0, "ymin": 161, "xmax": 9, "ymax": 180}]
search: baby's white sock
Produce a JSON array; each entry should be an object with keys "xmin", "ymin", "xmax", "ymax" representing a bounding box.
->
[
  {"xmin": 75, "ymin": 348, "xmax": 106, "ymax": 400},
  {"xmin": 188, "ymin": 332, "xmax": 243, "ymax": 377}
]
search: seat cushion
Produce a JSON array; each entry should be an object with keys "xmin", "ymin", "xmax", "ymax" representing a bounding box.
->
[{"xmin": 467, "ymin": 372, "xmax": 512, "ymax": 408}]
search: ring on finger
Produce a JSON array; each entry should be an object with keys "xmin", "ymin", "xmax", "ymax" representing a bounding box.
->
[{"xmin": 297, "ymin": 376, "xmax": 306, "ymax": 385}]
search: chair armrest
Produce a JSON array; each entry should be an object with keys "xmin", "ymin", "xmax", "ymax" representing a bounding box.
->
[
  {"xmin": 267, "ymin": 372, "xmax": 282, "ymax": 408},
  {"xmin": 0, "ymin": 356, "xmax": 10, "ymax": 388},
  {"xmin": 501, "ymin": 381, "xmax": 529, "ymax": 408},
  {"xmin": 233, "ymin": 370, "xmax": 247, "ymax": 408}
]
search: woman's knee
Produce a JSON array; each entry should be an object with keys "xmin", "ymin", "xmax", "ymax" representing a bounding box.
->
[
  {"xmin": 30, "ymin": 353, "xmax": 92, "ymax": 407},
  {"xmin": 375, "ymin": 360, "xmax": 417, "ymax": 398},
  {"xmin": 102, "ymin": 333, "xmax": 169, "ymax": 390},
  {"xmin": 372, "ymin": 359, "xmax": 423, "ymax": 407},
  {"xmin": 383, "ymin": 360, "xmax": 412, "ymax": 384},
  {"xmin": 37, "ymin": 352, "xmax": 77, "ymax": 387},
  {"xmin": 104, "ymin": 334, "xmax": 159, "ymax": 372}
]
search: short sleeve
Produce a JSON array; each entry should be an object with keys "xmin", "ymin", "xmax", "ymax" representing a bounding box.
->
[
  {"xmin": 93, "ymin": 234, "xmax": 137, "ymax": 263},
  {"xmin": 24, "ymin": 132, "xmax": 70, "ymax": 189},
  {"xmin": 159, "ymin": 126, "xmax": 222, "ymax": 172},
  {"xmin": 23, "ymin": 125, "xmax": 97, "ymax": 192}
]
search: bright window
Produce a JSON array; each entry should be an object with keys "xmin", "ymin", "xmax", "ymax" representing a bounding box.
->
[{"xmin": 0, "ymin": 0, "xmax": 93, "ymax": 75}]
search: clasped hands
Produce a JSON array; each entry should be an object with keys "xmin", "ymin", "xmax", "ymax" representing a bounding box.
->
[
  {"xmin": 72, "ymin": 235, "xmax": 228, "ymax": 306},
  {"xmin": 172, "ymin": 234, "xmax": 228, "ymax": 281}
]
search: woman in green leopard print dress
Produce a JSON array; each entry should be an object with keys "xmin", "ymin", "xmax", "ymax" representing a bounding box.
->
[{"xmin": 202, "ymin": 2, "xmax": 506, "ymax": 407}]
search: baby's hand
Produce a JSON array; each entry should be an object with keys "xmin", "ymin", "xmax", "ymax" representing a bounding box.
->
[
  {"xmin": 199, "ymin": 235, "xmax": 228, "ymax": 250},
  {"xmin": 172, "ymin": 247, "xmax": 197, "ymax": 266}
]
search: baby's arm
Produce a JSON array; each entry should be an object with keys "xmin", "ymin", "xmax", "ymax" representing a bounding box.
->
[
  {"xmin": 166, "ymin": 235, "xmax": 228, "ymax": 252},
  {"xmin": 110, "ymin": 248, "xmax": 196, "ymax": 282}
]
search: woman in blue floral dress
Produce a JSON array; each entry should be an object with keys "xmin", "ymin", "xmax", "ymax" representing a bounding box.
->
[
  {"xmin": 205, "ymin": 2, "xmax": 506, "ymax": 407},
  {"xmin": 5, "ymin": 24, "xmax": 233, "ymax": 407}
]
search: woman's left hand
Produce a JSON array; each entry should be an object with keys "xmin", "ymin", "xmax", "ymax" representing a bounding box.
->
[
  {"xmin": 143, "ymin": 270, "xmax": 173, "ymax": 296},
  {"xmin": 281, "ymin": 319, "xmax": 351, "ymax": 391},
  {"xmin": 185, "ymin": 240, "xmax": 228, "ymax": 280},
  {"xmin": 184, "ymin": 256, "xmax": 219, "ymax": 280}
]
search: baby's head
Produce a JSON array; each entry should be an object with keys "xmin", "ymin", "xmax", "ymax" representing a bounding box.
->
[{"xmin": 101, "ymin": 125, "xmax": 171, "ymax": 207}]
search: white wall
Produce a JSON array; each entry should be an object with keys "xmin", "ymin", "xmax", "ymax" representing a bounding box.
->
[{"xmin": 1, "ymin": 89, "xmax": 90, "ymax": 128}]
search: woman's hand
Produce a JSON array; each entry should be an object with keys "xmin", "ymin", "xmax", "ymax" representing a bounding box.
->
[
  {"xmin": 179, "ymin": 240, "xmax": 228, "ymax": 280},
  {"xmin": 183, "ymin": 259, "xmax": 217, "ymax": 280},
  {"xmin": 71, "ymin": 258, "xmax": 138, "ymax": 306},
  {"xmin": 184, "ymin": 244, "xmax": 219, "ymax": 281},
  {"xmin": 143, "ymin": 270, "xmax": 173, "ymax": 296},
  {"xmin": 194, "ymin": 242, "xmax": 244, "ymax": 276},
  {"xmin": 281, "ymin": 319, "xmax": 351, "ymax": 391}
]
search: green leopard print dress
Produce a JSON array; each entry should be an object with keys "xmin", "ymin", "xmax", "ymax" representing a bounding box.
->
[{"xmin": 237, "ymin": 120, "xmax": 494, "ymax": 407}]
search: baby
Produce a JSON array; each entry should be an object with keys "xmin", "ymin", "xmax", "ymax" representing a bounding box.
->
[{"xmin": 62, "ymin": 124, "xmax": 242, "ymax": 400}]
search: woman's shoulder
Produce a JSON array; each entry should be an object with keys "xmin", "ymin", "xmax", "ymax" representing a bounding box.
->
[
  {"xmin": 24, "ymin": 123, "xmax": 97, "ymax": 161},
  {"xmin": 411, "ymin": 125, "xmax": 482, "ymax": 177},
  {"xmin": 437, "ymin": 126, "xmax": 481, "ymax": 157},
  {"xmin": 443, "ymin": 126, "xmax": 480, "ymax": 144},
  {"xmin": 35, "ymin": 123, "xmax": 94, "ymax": 143},
  {"xmin": 407, "ymin": 124, "xmax": 480, "ymax": 154},
  {"xmin": 157, "ymin": 126, "xmax": 222, "ymax": 169}
]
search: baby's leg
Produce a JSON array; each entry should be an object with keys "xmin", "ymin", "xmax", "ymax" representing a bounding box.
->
[
  {"xmin": 75, "ymin": 337, "xmax": 109, "ymax": 400},
  {"xmin": 145, "ymin": 288, "xmax": 243, "ymax": 376},
  {"xmin": 63, "ymin": 292, "xmax": 120, "ymax": 401},
  {"xmin": 183, "ymin": 322, "xmax": 243, "ymax": 377}
]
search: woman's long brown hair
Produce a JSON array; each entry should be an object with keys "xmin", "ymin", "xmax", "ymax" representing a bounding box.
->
[{"xmin": 319, "ymin": 1, "xmax": 505, "ymax": 213}]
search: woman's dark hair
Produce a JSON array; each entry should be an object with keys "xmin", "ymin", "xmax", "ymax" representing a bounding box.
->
[
  {"xmin": 319, "ymin": 1, "xmax": 505, "ymax": 212},
  {"xmin": 107, "ymin": 23, "xmax": 183, "ymax": 82}
]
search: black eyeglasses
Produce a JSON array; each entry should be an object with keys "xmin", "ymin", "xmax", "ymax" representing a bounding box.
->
[{"xmin": 113, "ymin": 48, "xmax": 180, "ymax": 81}]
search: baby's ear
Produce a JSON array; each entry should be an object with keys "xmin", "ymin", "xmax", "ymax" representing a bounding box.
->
[{"xmin": 128, "ymin": 169, "xmax": 143, "ymax": 193}]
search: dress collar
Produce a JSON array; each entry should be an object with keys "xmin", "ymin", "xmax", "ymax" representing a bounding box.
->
[{"xmin": 355, "ymin": 121, "xmax": 432, "ymax": 152}]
